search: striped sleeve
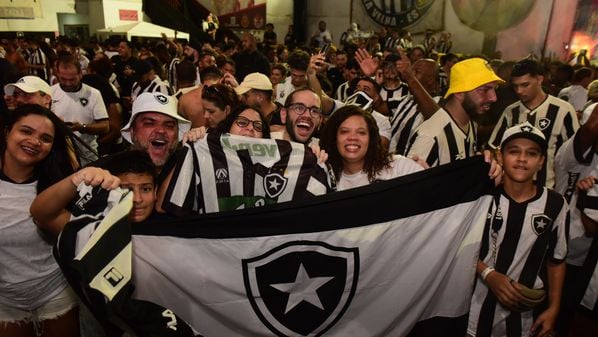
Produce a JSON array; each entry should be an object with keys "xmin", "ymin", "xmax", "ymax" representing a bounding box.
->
[
  {"xmin": 487, "ymin": 110, "xmax": 510, "ymax": 149},
  {"xmin": 407, "ymin": 132, "xmax": 439, "ymax": 167}
]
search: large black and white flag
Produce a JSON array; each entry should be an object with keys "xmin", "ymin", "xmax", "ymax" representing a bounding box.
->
[{"xmin": 56, "ymin": 156, "xmax": 494, "ymax": 337}]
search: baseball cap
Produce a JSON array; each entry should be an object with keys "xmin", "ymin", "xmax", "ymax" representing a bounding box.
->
[
  {"xmin": 4, "ymin": 76, "xmax": 51, "ymax": 96},
  {"xmin": 500, "ymin": 122, "xmax": 547, "ymax": 152},
  {"xmin": 235, "ymin": 73, "xmax": 272, "ymax": 95},
  {"xmin": 444, "ymin": 58, "xmax": 505, "ymax": 98},
  {"xmin": 121, "ymin": 92, "xmax": 191, "ymax": 144}
]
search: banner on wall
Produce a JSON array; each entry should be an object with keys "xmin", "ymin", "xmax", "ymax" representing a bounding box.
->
[
  {"xmin": 213, "ymin": 0, "xmax": 267, "ymax": 30},
  {"xmin": 355, "ymin": 0, "xmax": 445, "ymax": 33}
]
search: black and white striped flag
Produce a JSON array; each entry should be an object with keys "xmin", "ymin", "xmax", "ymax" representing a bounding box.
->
[
  {"xmin": 162, "ymin": 133, "xmax": 331, "ymax": 215},
  {"xmin": 56, "ymin": 156, "xmax": 494, "ymax": 337}
]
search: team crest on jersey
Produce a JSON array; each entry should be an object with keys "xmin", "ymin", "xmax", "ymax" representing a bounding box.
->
[
  {"xmin": 243, "ymin": 241, "xmax": 359, "ymax": 337},
  {"xmin": 531, "ymin": 214, "xmax": 552, "ymax": 235},
  {"xmin": 538, "ymin": 118, "xmax": 551, "ymax": 130},
  {"xmin": 264, "ymin": 172, "xmax": 288, "ymax": 198},
  {"xmin": 80, "ymin": 97, "xmax": 89, "ymax": 106}
]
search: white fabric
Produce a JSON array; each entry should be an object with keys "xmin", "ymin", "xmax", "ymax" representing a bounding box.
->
[
  {"xmin": 337, "ymin": 155, "xmax": 423, "ymax": 190},
  {"xmin": 50, "ymin": 83, "xmax": 108, "ymax": 162},
  {"xmin": 558, "ymin": 84, "xmax": 588, "ymax": 112},
  {"xmin": 0, "ymin": 177, "xmax": 68, "ymax": 311},
  {"xmin": 274, "ymin": 78, "xmax": 297, "ymax": 105},
  {"xmin": 581, "ymin": 102, "xmax": 596, "ymax": 125}
]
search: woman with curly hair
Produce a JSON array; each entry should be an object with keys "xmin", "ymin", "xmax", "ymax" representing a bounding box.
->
[{"xmin": 319, "ymin": 105, "xmax": 424, "ymax": 190}]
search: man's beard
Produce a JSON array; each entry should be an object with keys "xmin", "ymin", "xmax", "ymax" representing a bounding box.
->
[
  {"xmin": 60, "ymin": 82, "xmax": 82, "ymax": 92},
  {"xmin": 462, "ymin": 94, "xmax": 481, "ymax": 121}
]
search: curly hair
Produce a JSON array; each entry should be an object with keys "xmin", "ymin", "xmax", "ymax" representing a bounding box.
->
[
  {"xmin": 216, "ymin": 103, "xmax": 270, "ymax": 138},
  {"xmin": 319, "ymin": 105, "xmax": 391, "ymax": 182}
]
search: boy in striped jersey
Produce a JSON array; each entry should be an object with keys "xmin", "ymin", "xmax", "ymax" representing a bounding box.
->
[
  {"xmin": 468, "ymin": 122, "xmax": 568, "ymax": 337},
  {"xmin": 488, "ymin": 59, "xmax": 579, "ymax": 188}
]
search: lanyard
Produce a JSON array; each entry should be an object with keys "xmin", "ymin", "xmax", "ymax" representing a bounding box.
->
[{"xmin": 485, "ymin": 193, "xmax": 504, "ymax": 266}]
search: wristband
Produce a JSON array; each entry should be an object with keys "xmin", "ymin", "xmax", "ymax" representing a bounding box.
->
[{"xmin": 481, "ymin": 266, "xmax": 495, "ymax": 281}]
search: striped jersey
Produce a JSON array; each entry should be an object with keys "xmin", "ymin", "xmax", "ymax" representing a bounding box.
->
[
  {"xmin": 335, "ymin": 81, "xmax": 350, "ymax": 103},
  {"xmin": 388, "ymin": 95, "xmax": 442, "ymax": 155},
  {"xmin": 162, "ymin": 133, "xmax": 331, "ymax": 215},
  {"xmin": 468, "ymin": 186, "xmax": 568, "ymax": 337},
  {"xmin": 406, "ymin": 108, "xmax": 477, "ymax": 167},
  {"xmin": 167, "ymin": 57, "xmax": 180, "ymax": 92},
  {"xmin": 554, "ymin": 132, "xmax": 598, "ymax": 266},
  {"xmin": 28, "ymin": 47, "xmax": 48, "ymax": 82},
  {"xmin": 488, "ymin": 95, "xmax": 579, "ymax": 188},
  {"xmin": 131, "ymin": 77, "xmax": 173, "ymax": 102},
  {"xmin": 380, "ymin": 82, "xmax": 410, "ymax": 113}
]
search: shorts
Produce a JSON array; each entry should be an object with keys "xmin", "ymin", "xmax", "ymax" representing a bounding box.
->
[{"xmin": 0, "ymin": 286, "xmax": 78, "ymax": 324}]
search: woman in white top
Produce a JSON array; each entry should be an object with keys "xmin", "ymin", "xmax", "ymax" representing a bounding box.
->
[
  {"xmin": 0, "ymin": 104, "xmax": 80, "ymax": 336},
  {"xmin": 319, "ymin": 105, "xmax": 424, "ymax": 190}
]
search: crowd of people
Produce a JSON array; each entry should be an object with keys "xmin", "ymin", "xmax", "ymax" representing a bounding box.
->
[{"xmin": 1, "ymin": 21, "xmax": 597, "ymax": 337}]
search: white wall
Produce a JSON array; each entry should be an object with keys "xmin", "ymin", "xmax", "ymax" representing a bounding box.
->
[
  {"xmin": 88, "ymin": 0, "xmax": 106, "ymax": 35},
  {"xmin": 306, "ymin": 1, "xmax": 351, "ymax": 46},
  {"xmin": 0, "ymin": 0, "xmax": 75, "ymax": 32}
]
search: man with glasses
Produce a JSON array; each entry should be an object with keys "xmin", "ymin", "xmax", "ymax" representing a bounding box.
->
[{"xmin": 279, "ymin": 87, "xmax": 323, "ymax": 145}]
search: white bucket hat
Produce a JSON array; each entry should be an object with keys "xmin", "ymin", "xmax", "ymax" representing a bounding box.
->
[{"xmin": 121, "ymin": 92, "xmax": 190, "ymax": 143}]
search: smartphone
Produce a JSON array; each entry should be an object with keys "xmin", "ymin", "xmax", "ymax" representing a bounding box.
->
[{"xmin": 320, "ymin": 43, "xmax": 330, "ymax": 56}]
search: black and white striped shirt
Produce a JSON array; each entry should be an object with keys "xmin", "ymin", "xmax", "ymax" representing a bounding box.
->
[
  {"xmin": 388, "ymin": 94, "xmax": 422, "ymax": 155},
  {"xmin": 167, "ymin": 57, "xmax": 180, "ymax": 92},
  {"xmin": 380, "ymin": 82, "xmax": 410, "ymax": 113},
  {"xmin": 488, "ymin": 95, "xmax": 579, "ymax": 188},
  {"xmin": 335, "ymin": 81, "xmax": 350, "ymax": 103},
  {"xmin": 28, "ymin": 47, "xmax": 48, "ymax": 82},
  {"xmin": 162, "ymin": 133, "xmax": 331, "ymax": 215},
  {"xmin": 468, "ymin": 186, "xmax": 568, "ymax": 337},
  {"xmin": 406, "ymin": 108, "xmax": 477, "ymax": 167}
]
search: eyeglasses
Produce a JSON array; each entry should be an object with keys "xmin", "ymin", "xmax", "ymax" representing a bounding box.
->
[
  {"xmin": 286, "ymin": 103, "xmax": 323, "ymax": 118},
  {"xmin": 234, "ymin": 115, "xmax": 264, "ymax": 132}
]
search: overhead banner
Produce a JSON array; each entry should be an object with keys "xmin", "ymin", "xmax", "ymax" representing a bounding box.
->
[
  {"xmin": 213, "ymin": 0, "xmax": 267, "ymax": 30},
  {"xmin": 356, "ymin": 0, "xmax": 445, "ymax": 33},
  {"xmin": 56, "ymin": 154, "xmax": 494, "ymax": 337}
]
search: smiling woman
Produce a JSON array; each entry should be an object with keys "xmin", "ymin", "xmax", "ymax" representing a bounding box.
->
[
  {"xmin": 0, "ymin": 104, "xmax": 80, "ymax": 337},
  {"xmin": 319, "ymin": 105, "xmax": 424, "ymax": 190}
]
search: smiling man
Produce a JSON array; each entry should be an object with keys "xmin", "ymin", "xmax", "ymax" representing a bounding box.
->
[
  {"xmin": 121, "ymin": 92, "xmax": 190, "ymax": 172},
  {"xmin": 279, "ymin": 87, "xmax": 322, "ymax": 145},
  {"xmin": 406, "ymin": 57, "xmax": 504, "ymax": 167}
]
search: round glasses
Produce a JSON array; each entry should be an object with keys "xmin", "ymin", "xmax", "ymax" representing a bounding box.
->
[
  {"xmin": 286, "ymin": 103, "xmax": 323, "ymax": 118},
  {"xmin": 234, "ymin": 116, "xmax": 264, "ymax": 132}
]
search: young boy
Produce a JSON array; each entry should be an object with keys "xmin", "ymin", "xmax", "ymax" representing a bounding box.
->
[
  {"xmin": 468, "ymin": 122, "xmax": 568, "ymax": 337},
  {"xmin": 31, "ymin": 150, "xmax": 161, "ymax": 236}
]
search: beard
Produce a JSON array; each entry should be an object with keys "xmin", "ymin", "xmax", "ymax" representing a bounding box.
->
[{"xmin": 462, "ymin": 94, "xmax": 482, "ymax": 121}]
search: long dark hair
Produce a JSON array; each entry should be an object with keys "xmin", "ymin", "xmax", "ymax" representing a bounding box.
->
[
  {"xmin": 216, "ymin": 103, "xmax": 270, "ymax": 138},
  {"xmin": 1, "ymin": 104, "xmax": 80, "ymax": 192},
  {"xmin": 319, "ymin": 105, "xmax": 391, "ymax": 182}
]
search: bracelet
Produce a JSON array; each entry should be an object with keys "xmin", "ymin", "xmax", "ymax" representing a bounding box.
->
[{"xmin": 481, "ymin": 266, "xmax": 495, "ymax": 281}]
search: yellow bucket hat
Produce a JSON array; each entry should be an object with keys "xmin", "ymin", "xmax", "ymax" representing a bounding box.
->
[{"xmin": 444, "ymin": 58, "xmax": 505, "ymax": 98}]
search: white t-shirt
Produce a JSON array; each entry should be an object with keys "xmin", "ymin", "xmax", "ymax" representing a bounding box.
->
[
  {"xmin": 275, "ymin": 77, "xmax": 297, "ymax": 105},
  {"xmin": 0, "ymin": 175, "xmax": 68, "ymax": 310},
  {"xmin": 337, "ymin": 154, "xmax": 423, "ymax": 190},
  {"xmin": 51, "ymin": 83, "xmax": 108, "ymax": 163},
  {"xmin": 581, "ymin": 102, "xmax": 596, "ymax": 125},
  {"xmin": 558, "ymin": 84, "xmax": 588, "ymax": 112}
]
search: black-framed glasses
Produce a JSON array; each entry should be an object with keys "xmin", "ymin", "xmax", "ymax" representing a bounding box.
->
[
  {"xmin": 234, "ymin": 115, "xmax": 264, "ymax": 132},
  {"xmin": 286, "ymin": 102, "xmax": 323, "ymax": 118}
]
